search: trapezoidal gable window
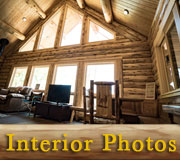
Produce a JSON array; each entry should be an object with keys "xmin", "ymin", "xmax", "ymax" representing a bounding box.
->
[
  {"xmin": 38, "ymin": 9, "xmax": 62, "ymax": 49},
  {"xmin": 88, "ymin": 20, "xmax": 114, "ymax": 43},
  {"xmin": 60, "ymin": 7, "xmax": 83, "ymax": 46},
  {"xmin": 9, "ymin": 67, "xmax": 28, "ymax": 87},
  {"xmin": 19, "ymin": 32, "xmax": 37, "ymax": 52}
]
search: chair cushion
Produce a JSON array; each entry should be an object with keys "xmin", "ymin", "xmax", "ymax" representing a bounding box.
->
[
  {"xmin": 0, "ymin": 89, "xmax": 9, "ymax": 95},
  {"xmin": 8, "ymin": 93, "xmax": 25, "ymax": 99},
  {"xmin": 0, "ymin": 95, "xmax": 7, "ymax": 101},
  {"xmin": 9, "ymin": 87, "xmax": 19, "ymax": 93},
  {"xmin": 20, "ymin": 87, "xmax": 32, "ymax": 96}
]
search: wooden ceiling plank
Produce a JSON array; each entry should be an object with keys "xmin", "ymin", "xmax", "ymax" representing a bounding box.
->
[
  {"xmin": 25, "ymin": 0, "xmax": 46, "ymax": 19},
  {"xmin": 0, "ymin": 19, "xmax": 25, "ymax": 40},
  {"xmin": 76, "ymin": 0, "xmax": 86, "ymax": 9},
  {"xmin": 100, "ymin": 0, "xmax": 113, "ymax": 23}
]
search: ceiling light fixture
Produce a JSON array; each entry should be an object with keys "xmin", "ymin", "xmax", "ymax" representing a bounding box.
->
[
  {"xmin": 22, "ymin": 17, "xmax": 27, "ymax": 22},
  {"xmin": 124, "ymin": 9, "xmax": 129, "ymax": 15}
]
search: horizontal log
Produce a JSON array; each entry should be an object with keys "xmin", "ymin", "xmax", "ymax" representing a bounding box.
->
[
  {"xmin": 123, "ymin": 58, "xmax": 152, "ymax": 64},
  {"xmin": 16, "ymin": 41, "xmax": 150, "ymax": 55},
  {"xmin": 123, "ymin": 82, "xmax": 146, "ymax": 88},
  {"xmin": 124, "ymin": 76, "xmax": 154, "ymax": 82},
  {"xmin": 123, "ymin": 63, "xmax": 153, "ymax": 70},
  {"xmin": 123, "ymin": 70, "xmax": 153, "ymax": 76},
  {"xmin": 124, "ymin": 88, "xmax": 145, "ymax": 95},
  {"xmin": 123, "ymin": 94, "xmax": 145, "ymax": 99}
]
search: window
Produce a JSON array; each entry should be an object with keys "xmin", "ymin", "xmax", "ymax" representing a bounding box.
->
[
  {"xmin": 54, "ymin": 65, "xmax": 78, "ymax": 105},
  {"xmin": 19, "ymin": 32, "xmax": 37, "ymax": 52},
  {"xmin": 85, "ymin": 63, "xmax": 114, "ymax": 90},
  {"xmin": 167, "ymin": 22, "xmax": 180, "ymax": 87},
  {"xmin": 29, "ymin": 66, "xmax": 49, "ymax": 90},
  {"xmin": 88, "ymin": 20, "xmax": 114, "ymax": 42},
  {"xmin": 60, "ymin": 7, "xmax": 83, "ymax": 46},
  {"xmin": 161, "ymin": 22, "xmax": 180, "ymax": 91},
  {"xmin": 9, "ymin": 67, "xmax": 28, "ymax": 87},
  {"xmin": 38, "ymin": 9, "xmax": 62, "ymax": 49}
]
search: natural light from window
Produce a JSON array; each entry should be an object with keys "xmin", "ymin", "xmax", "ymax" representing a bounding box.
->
[
  {"xmin": 9, "ymin": 67, "xmax": 27, "ymax": 87},
  {"xmin": 19, "ymin": 32, "xmax": 37, "ymax": 52},
  {"xmin": 89, "ymin": 21, "xmax": 114, "ymax": 42},
  {"xmin": 29, "ymin": 66, "xmax": 49, "ymax": 90},
  {"xmin": 38, "ymin": 9, "xmax": 62, "ymax": 49},
  {"xmin": 54, "ymin": 65, "xmax": 78, "ymax": 105},
  {"xmin": 86, "ymin": 64, "xmax": 114, "ymax": 90},
  {"xmin": 60, "ymin": 7, "xmax": 83, "ymax": 46}
]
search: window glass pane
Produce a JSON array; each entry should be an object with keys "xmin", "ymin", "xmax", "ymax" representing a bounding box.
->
[
  {"xmin": 19, "ymin": 32, "xmax": 37, "ymax": 52},
  {"xmin": 30, "ymin": 66, "xmax": 49, "ymax": 90},
  {"xmin": 10, "ymin": 67, "xmax": 27, "ymax": 87},
  {"xmin": 89, "ymin": 21, "xmax": 114, "ymax": 42},
  {"xmin": 60, "ymin": 7, "xmax": 83, "ymax": 46},
  {"xmin": 167, "ymin": 22, "xmax": 180, "ymax": 88},
  {"xmin": 38, "ymin": 9, "xmax": 61, "ymax": 49},
  {"xmin": 54, "ymin": 65, "xmax": 77, "ymax": 92},
  {"xmin": 162, "ymin": 41, "xmax": 176, "ymax": 91},
  {"xmin": 86, "ymin": 64, "xmax": 114, "ymax": 90}
]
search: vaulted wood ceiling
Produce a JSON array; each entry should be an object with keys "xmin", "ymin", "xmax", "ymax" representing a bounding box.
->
[
  {"xmin": 0, "ymin": 0, "xmax": 159, "ymax": 52},
  {"xmin": 85, "ymin": 0, "xmax": 159, "ymax": 36}
]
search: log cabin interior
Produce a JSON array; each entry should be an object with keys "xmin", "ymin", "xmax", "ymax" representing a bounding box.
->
[{"xmin": 0, "ymin": 0, "xmax": 180, "ymax": 124}]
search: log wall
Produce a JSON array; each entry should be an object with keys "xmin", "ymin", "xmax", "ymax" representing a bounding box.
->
[{"xmin": 0, "ymin": 40, "xmax": 154, "ymax": 100}]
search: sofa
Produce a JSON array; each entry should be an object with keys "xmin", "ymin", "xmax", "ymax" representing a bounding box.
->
[{"xmin": 0, "ymin": 86, "xmax": 32, "ymax": 112}]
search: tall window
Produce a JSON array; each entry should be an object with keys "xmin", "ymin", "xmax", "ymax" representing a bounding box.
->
[
  {"xmin": 19, "ymin": 32, "xmax": 37, "ymax": 52},
  {"xmin": 9, "ymin": 67, "xmax": 28, "ymax": 87},
  {"xmin": 161, "ymin": 22, "xmax": 180, "ymax": 91},
  {"xmin": 86, "ymin": 63, "xmax": 114, "ymax": 90},
  {"xmin": 29, "ymin": 66, "xmax": 49, "ymax": 90},
  {"xmin": 89, "ymin": 20, "xmax": 114, "ymax": 42},
  {"xmin": 38, "ymin": 9, "xmax": 62, "ymax": 49},
  {"xmin": 54, "ymin": 65, "xmax": 78, "ymax": 104},
  {"xmin": 60, "ymin": 7, "xmax": 83, "ymax": 46}
]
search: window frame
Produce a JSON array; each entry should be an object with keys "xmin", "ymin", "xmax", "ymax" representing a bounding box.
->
[
  {"xmin": 87, "ymin": 17, "xmax": 116, "ymax": 44},
  {"xmin": 9, "ymin": 66, "xmax": 28, "ymax": 87},
  {"xmin": 59, "ymin": 4, "xmax": 84, "ymax": 47},
  {"xmin": 52, "ymin": 63, "xmax": 79, "ymax": 105},
  {"xmin": 159, "ymin": 2, "xmax": 180, "ymax": 98},
  {"xmin": 28, "ymin": 65, "xmax": 50, "ymax": 90},
  {"xmin": 18, "ymin": 32, "xmax": 38, "ymax": 52},
  {"xmin": 84, "ymin": 61, "xmax": 116, "ymax": 89},
  {"xmin": 37, "ymin": 8, "xmax": 62, "ymax": 50}
]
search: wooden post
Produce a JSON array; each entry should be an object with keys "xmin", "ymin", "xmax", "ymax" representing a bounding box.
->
[
  {"xmin": 115, "ymin": 80, "xmax": 120, "ymax": 124},
  {"xmin": 90, "ymin": 80, "xmax": 94, "ymax": 124},
  {"xmin": 24, "ymin": 65, "xmax": 32, "ymax": 86},
  {"xmin": 44, "ymin": 64, "xmax": 55, "ymax": 101},
  {"xmin": 81, "ymin": 14, "xmax": 88, "ymax": 45},
  {"xmin": 83, "ymin": 87, "xmax": 87, "ymax": 124},
  {"xmin": 55, "ymin": 5, "xmax": 66, "ymax": 48}
]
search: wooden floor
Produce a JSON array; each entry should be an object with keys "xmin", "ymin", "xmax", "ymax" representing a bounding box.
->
[{"xmin": 0, "ymin": 112, "xmax": 81, "ymax": 124}]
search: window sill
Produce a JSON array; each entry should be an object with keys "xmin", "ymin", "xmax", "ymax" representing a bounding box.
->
[{"xmin": 160, "ymin": 88, "xmax": 180, "ymax": 99}]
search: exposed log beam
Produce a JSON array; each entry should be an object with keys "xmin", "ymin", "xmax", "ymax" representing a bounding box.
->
[
  {"xmin": 25, "ymin": 0, "xmax": 46, "ymax": 19},
  {"xmin": 100, "ymin": 0, "xmax": 113, "ymax": 23},
  {"xmin": 0, "ymin": 20, "xmax": 25, "ymax": 40},
  {"xmin": 76, "ymin": 0, "xmax": 85, "ymax": 9}
]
